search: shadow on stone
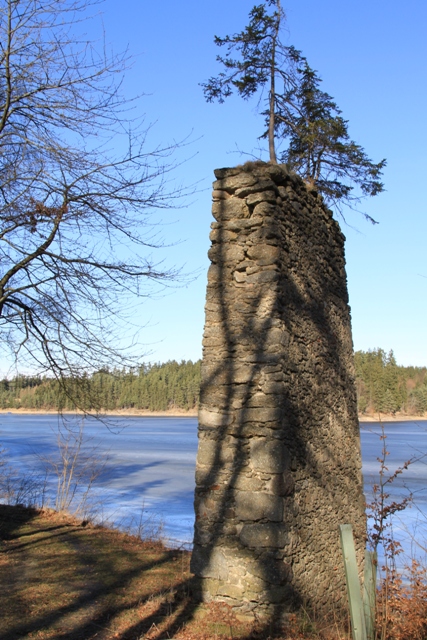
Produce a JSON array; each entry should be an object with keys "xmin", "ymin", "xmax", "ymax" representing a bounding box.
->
[{"xmin": 190, "ymin": 161, "xmax": 366, "ymax": 632}]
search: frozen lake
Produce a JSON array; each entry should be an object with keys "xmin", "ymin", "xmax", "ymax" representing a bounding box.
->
[
  {"xmin": 0, "ymin": 414, "xmax": 198, "ymax": 546},
  {"xmin": 1, "ymin": 413, "xmax": 427, "ymax": 557}
]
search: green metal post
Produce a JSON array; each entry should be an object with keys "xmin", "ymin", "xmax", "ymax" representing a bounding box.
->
[
  {"xmin": 363, "ymin": 550, "xmax": 377, "ymax": 640},
  {"xmin": 339, "ymin": 524, "xmax": 367, "ymax": 640}
]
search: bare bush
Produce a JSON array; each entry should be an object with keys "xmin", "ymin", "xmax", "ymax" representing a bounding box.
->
[
  {"xmin": 37, "ymin": 419, "xmax": 107, "ymax": 516},
  {"xmin": 365, "ymin": 423, "xmax": 427, "ymax": 640},
  {"xmin": 0, "ymin": 446, "xmax": 47, "ymax": 507}
]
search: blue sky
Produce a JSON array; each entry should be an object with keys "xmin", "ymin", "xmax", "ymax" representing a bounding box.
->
[{"xmin": 91, "ymin": 0, "xmax": 426, "ymax": 367}]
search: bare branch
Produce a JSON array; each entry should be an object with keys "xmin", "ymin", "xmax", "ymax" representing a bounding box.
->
[{"xmin": 0, "ymin": 0, "xmax": 188, "ymax": 389}]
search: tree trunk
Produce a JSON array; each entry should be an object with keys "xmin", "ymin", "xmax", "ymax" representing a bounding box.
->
[{"xmin": 268, "ymin": 39, "xmax": 277, "ymax": 164}]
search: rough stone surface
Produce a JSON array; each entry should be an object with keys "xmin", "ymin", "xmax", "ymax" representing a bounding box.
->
[{"xmin": 191, "ymin": 161, "xmax": 366, "ymax": 620}]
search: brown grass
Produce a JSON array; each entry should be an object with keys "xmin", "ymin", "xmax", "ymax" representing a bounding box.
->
[
  {"xmin": 5, "ymin": 505, "xmax": 426, "ymax": 640},
  {"xmin": 0, "ymin": 504, "xmax": 312, "ymax": 640},
  {"xmin": 0, "ymin": 504, "xmax": 219, "ymax": 639}
]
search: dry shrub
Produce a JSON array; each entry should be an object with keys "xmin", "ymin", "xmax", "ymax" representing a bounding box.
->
[
  {"xmin": 364, "ymin": 423, "xmax": 427, "ymax": 639},
  {"xmin": 376, "ymin": 559, "xmax": 427, "ymax": 640}
]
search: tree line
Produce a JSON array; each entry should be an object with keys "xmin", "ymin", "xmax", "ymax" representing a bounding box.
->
[
  {"xmin": 355, "ymin": 349, "xmax": 427, "ymax": 415},
  {"xmin": 1, "ymin": 351, "xmax": 426, "ymax": 415},
  {"xmin": 0, "ymin": 360, "xmax": 201, "ymax": 413}
]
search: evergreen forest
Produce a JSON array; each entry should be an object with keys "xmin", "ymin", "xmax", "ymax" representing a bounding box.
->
[
  {"xmin": 0, "ymin": 361, "xmax": 201, "ymax": 413},
  {"xmin": 1, "ymin": 350, "xmax": 426, "ymax": 415},
  {"xmin": 354, "ymin": 349, "xmax": 427, "ymax": 415}
]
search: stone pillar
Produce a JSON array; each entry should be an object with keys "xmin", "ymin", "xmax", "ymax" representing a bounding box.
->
[{"xmin": 191, "ymin": 162, "xmax": 366, "ymax": 621}]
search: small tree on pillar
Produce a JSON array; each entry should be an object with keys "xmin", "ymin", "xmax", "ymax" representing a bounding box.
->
[
  {"xmin": 202, "ymin": 0, "xmax": 386, "ymax": 220},
  {"xmin": 201, "ymin": 0, "xmax": 295, "ymax": 164}
]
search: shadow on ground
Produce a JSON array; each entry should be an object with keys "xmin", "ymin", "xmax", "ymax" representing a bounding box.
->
[{"xmin": 0, "ymin": 505, "xmax": 305, "ymax": 640}]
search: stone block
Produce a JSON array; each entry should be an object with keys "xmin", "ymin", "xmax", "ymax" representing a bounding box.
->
[
  {"xmin": 235, "ymin": 490, "xmax": 283, "ymax": 521},
  {"xmin": 212, "ymin": 198, "xmax": 249, "ymax": 220},
  {"xmin": 234, "ymin": 178, "xmax": 274, "ymax": 197},
  {"xmin": 223, "ymin": 217, "xmax": 263, "ymax": 230},
  {"xmin": 195, "ymin": 499, "xmax": 217, "ymax": 522},
  {"xmin": 213, "ymin": 172, "xmax": 258, "ymax": 192},
  {"xmin": 252, "ymin": 201, "xmax": 279, "ymax": 217},
  {"xmin": 266, "ymin": 585, "xmax": 295, "ymax": 604},
  {"xmin": 206, "ymin": 264, "xmax": 222, "ymax": 283},
  {"xmin": 199, "ymin": 366, "xmax": 231, "ymax": 386},
  {"xmin": 213, "ymin": 167, "xmax": 240, "ymax": 179},
  {"xmin": 246, "ymin": 270, "xmax": 278, "ymax": 284},
  {"xmin": 264, "ymin": 327, "xmax": 290, "ymax": 347},
  {"xmin": 266, "ymin": 473, "xmax": 295, "ymax": 496},
  {"xmin": 249, "ymin": 554, "xmax": 292, "ymax": 585},
  {"xmin": 209, "ymin": 228, "xmax": 238, "ymax": 243},
  {"xmin": 212, "ymin": 189, "xmax": 231, "ymax": 200},
  {"xmin": 265, "ymin": 163, "xmax": 291, "ymax": 182},
  {"xmin": 202, "ymin": 333, "xmax": 228, "ymax": 349},
  {"xmin": 196, "ymin": 436, "xmax": 238, "ymax": 467},
  {"xmin": 193, "ymin": 526, "xmax": 213, "ymax": 546},
  {"xmin": 190, "ymin": 546, "xmax": 230, "ymax": 581},
  {"xmin": 247, "ymin": 392, "xmax": 278, "ymax": 408},
  {"xmin": 246, "ymin": 190, "xmax": 278, "ymax": 206},
  {"xmin": 235, "ymin": 612, "xmax": 256, "ymax": 623},
  {"xmin": 233, "ymin": 366, "xmax": 258, "ymax": 384},
  {"xmin": 233, "ymin": 270, "xmax": 248, "ymax": 283},
  {"xmin": 230, "ymin": 473, "xmax": 264, "ymax": 492},
  {"xmin": 261, "ymin": 381, "xmax": 284, "ymax": 394},
  {"xmin": 241, "ymin": 574, "xmax": 266, "ymax": 593},
  {"xmin": 198, "ymin": 408, "xmax": 233, "ymax": 428},
  {"xmin": 246, "ymin": 244, "xmax": 280, "ymax": 265},
  {"xmin": 210, "ymin": 244, "xmax": 245, "ymax": 264},
  {"xmin": 239, "ymin": 523, "xmax": 288, "ymax": 548},
  {"xmin": 250, "ymin": 438, "xmax": 290, "ymax": 473},
  {"xmin": 239, "ymin": 407, "xmax": 283, "ymax": 423},
  {"xmin": 217, "ymin": 583, "xmax": 245, "ymax": 599}
]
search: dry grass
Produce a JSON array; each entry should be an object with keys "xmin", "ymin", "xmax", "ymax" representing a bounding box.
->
[
  {"xmin": 5, "ymin": 504, "xmax": 426, "ymax": 639},
  {"xmin": 1, "ymin": 504, "xmax": 195, "ymax": 640},
  {"xmin": 0, "ymin": 504, "xmax": 318, "ymax": 640}
]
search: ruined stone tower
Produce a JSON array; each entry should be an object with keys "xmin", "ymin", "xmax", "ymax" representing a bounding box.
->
[{"xmin": 191, "ymin": 162, "xmax": 366, "ymax": 620}]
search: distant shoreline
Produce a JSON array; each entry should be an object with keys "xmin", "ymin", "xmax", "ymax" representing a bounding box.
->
[
  {"xmin": 359, "ymin": 413, "xmax": 426, "ymax": 423},
  {"xmin": 0, "ymin": 408, "xmax": 425, "ymax": 422},
  {"xmin": 0, "ymin": 408, "xmax": 198, "ymax": 418}
]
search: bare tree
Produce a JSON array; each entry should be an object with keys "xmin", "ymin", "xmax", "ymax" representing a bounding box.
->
[{"xmin": 0, "ymin": 0, "xmax": 186, "ymax": 388}]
